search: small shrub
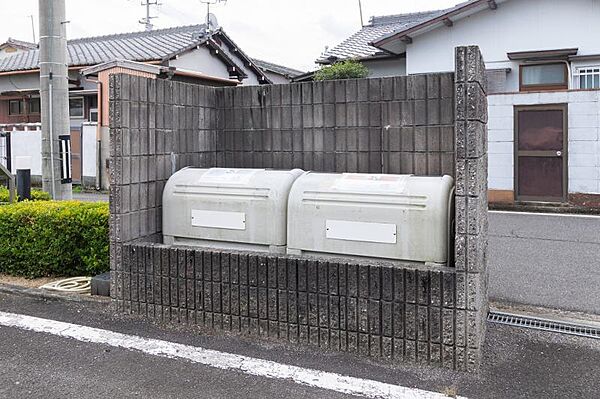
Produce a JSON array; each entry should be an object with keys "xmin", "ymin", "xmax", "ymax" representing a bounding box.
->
[
  {"xmin": 314, "ymin": 59, "xmax": 369, "ymax": 81},
  {"xmin": 0, "ymin": 186, "xmax": 51, "ymax": 202},
  {"xmin": 0, "ymin": 201, "xmax": 109, "ymax": 278}
]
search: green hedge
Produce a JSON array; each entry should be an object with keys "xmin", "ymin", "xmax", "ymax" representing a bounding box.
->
[
  {"xmin": 314, "ymin": 60, "xmax": 369, "ymax": 81},
  {"xmin": 0, "ymin": 201, "xmax": 109, "ymax": 278},
  {"xmin": 0, "ymin": 187, "xmax": 52, "ymax": 202}
]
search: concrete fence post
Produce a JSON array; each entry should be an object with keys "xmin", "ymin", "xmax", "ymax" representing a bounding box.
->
[{"xmin": 454, "ymin": 45, "xmax": 489, "ymax": 371}]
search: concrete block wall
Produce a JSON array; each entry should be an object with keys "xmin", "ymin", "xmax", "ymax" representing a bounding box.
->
[
  {"xmin": 108, "ymin": 74, "xmax": 218, "ymax": 307},
  {"xmin": 108, "ymin": 46, "xmax": 488, "ymax": 371},
  {"xmin": 120, "ymin": 243, "xmax": 474, "ymax": 369},
  {"xmin": 215, "ymin": 75, "xmax": 455, "ymax": 176}
]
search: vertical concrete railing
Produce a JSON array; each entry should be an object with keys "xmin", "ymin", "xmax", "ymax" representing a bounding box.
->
[{"xmin": 454, "ymin": 45, "xmax": 489, "ymax": 371}]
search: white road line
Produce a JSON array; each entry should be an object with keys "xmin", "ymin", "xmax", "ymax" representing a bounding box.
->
[
  {"xmin": 489, "ymin": 210, "xmax": 600, "ymax": 219},
  {"xmin": 0, "ymin": 311, "xmax": 466, "ymax": 399}
]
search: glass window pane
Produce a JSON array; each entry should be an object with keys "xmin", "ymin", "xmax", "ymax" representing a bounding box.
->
[
  {"xmin": 69, "ymin": 98, "xmax": 84, "ymax": 118},
  {"xmin": 587, "ymin": 75, "xmax": 594, "ymax": 89},
  {"xmin": 595, "ymin": 75, "xmax": 600, "ymax": 88},
  {"xmin": 522, "ymin": 64, "xmax": 566, "ymax": 86},
  {"xmin": 9, "ymin": 100, "xmax": 21, "ymax": 115},
  {"xmin": 29, "ymin": 98, "xmax": 40, "ymax": 114}
]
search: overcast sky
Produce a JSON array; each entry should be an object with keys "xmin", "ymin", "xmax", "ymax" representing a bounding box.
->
[{"xmin": 1, "ymin": 0, "xmax": 458, "ymax": 71}]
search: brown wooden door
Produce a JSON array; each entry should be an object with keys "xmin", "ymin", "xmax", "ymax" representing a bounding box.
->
[
  {"xmin": 515, "ymin": 105, "xmax": 567, "ymax": 202},
  {"xmin": 70, "ymin": 128, "xmax": 82, "ymax": 183}
]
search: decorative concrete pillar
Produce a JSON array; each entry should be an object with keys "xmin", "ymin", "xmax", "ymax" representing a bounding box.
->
[{"xmin": 454, "ymin": 45, "xmax": 489, "ymax": 371}]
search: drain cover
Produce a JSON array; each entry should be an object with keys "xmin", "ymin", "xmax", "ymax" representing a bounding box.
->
[{"xmin": 488, "ymin": 311, "xmax": 600, "ymax": 339}]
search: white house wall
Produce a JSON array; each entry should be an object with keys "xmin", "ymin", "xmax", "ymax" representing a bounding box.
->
[
  {"xmin": 406, "ymin": 0, "xmax": 600, "ymax": 91},
  {"xmin": 10, "ymin": 126, "xmax": 98, "ymax": 181},
  {"xmin": 362, "ymin": 58, "xmax": 407, "ymax": 78},
  {"xmin": 488, "ymin": 91, "xmax": 600, "ymax": 195},
  {"xmin": 263, "ymin": 71, "xmax": 290, "ymax": 85},
  {"xmin": 82, "ymin": 123, "xmax": 97, "ymax": 178},
  {"xmin": 10, "ymin": 129, "xmax": 42, "ymax": 176},
  {"xmin": 169, "ymin": 47, "xmax": 233, "ymax": 81},
  {"xmin": 0, "ymin": 73, "xmax": 39, "ymax": 93}
]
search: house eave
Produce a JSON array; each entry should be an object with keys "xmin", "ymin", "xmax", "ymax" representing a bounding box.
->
[
  {"xmin": 316, "ymin": 52, "xmax": 405, "ymax": 65},
  {"xmin": 372, "ymin": 0, "xmax": 509, "ymax": 51}
]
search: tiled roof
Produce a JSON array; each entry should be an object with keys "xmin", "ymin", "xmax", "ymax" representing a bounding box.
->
[
  {"xmin": 0, "ymin": 24, "xmax": 207, "ymax": 72},
  {"xmin": 0, "ymin": 38, "xmax": 37, "ymax": 51},
  {"xmin": 372, "ymin": 0, "xmax": 496, "ymax": 47},
  {"xmin": 316, "ymin": 10, "xmax": 444, "ymax": 64},
  {"xmin": 252, "ymin": 59, "xmax": 304, "ymax": 78}
]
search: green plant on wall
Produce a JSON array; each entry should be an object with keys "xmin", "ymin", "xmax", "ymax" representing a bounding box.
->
[{"xmin": 314, "ymin": 59, "xmax": 369, "ymax": 81}]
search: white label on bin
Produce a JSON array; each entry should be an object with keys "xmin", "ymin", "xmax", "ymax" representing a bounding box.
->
[
  {"xmin": 325, "ymin": 220, "xmax": 397, "ymax": 244},
  {"xmin": 198, "ymin": 168, "xmax": 264, "ymax": 185},
  {"xmin": 332, "ymin": 173, "xmax": 409, "ymax": 193},
  {"xmin": 192, "ymin": 210, "xmax": 246, "ymax": 230}
]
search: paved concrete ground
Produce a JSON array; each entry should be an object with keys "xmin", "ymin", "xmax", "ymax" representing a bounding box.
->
[
  {"xmin": 0, "ymin": 292, "xmax": 599, "ymax": 399},
  {"xmin": 489, "ymin": 211, "xmax": 600, "ymax": 315},
  {"xmin": 73, "ymin": 191, "xmax": 108, "ymax": 202}
]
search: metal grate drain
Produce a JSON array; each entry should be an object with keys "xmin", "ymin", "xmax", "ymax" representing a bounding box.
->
[{"xmin": 488, "ymin": 311, "xmax": 600, "ymax": 339}]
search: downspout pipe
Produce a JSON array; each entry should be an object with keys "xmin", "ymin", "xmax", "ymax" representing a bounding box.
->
[
  {"xmin": 95, "ymin": 79, "xmax": 102, "ymax": 190},
  {"xmin": 49, "ymin": 72, "xmax": 56, "ymax": 198}
]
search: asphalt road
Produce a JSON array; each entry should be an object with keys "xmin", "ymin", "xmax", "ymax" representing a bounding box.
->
[
  {"xmin": 488, "ymin": 211, "xmax": 600, "ymax": 315},
  {"xmin": 0, "ymin": 293, "xmax": 600, "ymax": 399}
]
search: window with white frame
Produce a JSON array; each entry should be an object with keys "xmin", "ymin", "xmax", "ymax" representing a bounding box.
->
[{"xmin": 574, "ymin": 66, "xmax": 600, "ymax": 89}]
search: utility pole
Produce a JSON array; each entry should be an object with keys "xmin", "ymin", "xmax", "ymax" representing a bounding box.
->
[
  {"xmin": 358, "ymin": 0, "xmax": 365, "ymax": 27},
  {"xmin": 30, "ymin": 15, "xmax": 36, "ymax": 43},
  {"xmin": 39, "ymin": 0, "xmax": 72, "ymax": 200},
  {"xmin": 140, "ymin": 0, "xmax": 160, "ymax": 31}
]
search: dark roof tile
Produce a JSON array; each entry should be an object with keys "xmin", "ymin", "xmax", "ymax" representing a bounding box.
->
[
  {"xmin": 0, "ymin": 24, "xmax": 207, "ymax": 72},
  {"xmin": 252, "ymin": 59, "xmax": 304, "ymax": 78},
  {"xmin": 316, "ymin": 10, "xmax": 444, "ymax": 63}
]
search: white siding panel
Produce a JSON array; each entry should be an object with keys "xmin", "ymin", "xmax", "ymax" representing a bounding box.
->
[
  {"xmin": 570, "ymin": 141, "xmax": 599, "ymax": 154},
  {"xmin": 570, "ymin": 114, "xmax": 599, "ymax": 129},
  {"xmin": 489, "ymin": 164, "xmax": 513, "ymax": 178},
  {"xmin": 570, "ymin": 179, "xmax": 599, "ymax": 194},
  {"xmin": 570, "ymin": 153, "xmax": 598, "ymax": 167},
  {"xmin": 489, "ymin": 141, "xmax": 513, "ymax": 154},
  {"xmin": 490, "ymin": 129, "xmax": 514, "ymax": 142},
  {"xmin": 488, "ymin": 116, "xmax": 513, "ymax": 130},
  {"xmin": 569, "ymin": 101, "xmax": 600, "ymax": 115},
  {"xmin": 569, "ymin": 127, "xmax": 598, "ymax": 141},
  {"xmin": 570, "ymin": 166, "xmax": 600, "ymax": 180},
  {"xmin": 489, "ymin": 177, "xmax": 513, "ymax": 191}
]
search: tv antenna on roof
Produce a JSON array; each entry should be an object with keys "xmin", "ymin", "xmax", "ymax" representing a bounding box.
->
[
  {"xmin": 358, "ymin": 0, "xmax": 364, "ymax": 27},
  {"xmin": 199, "ymin": 0, "xmax": 227, "ymax": 33},
  {"xmin": 140, "ymin": 0, "xmax": 162, "ymax": 31}
]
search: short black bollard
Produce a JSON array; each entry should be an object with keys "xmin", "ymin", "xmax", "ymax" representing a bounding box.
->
[{"xmin": 16, "ymin": 169, "xmax": 31, "ymax": 201}]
